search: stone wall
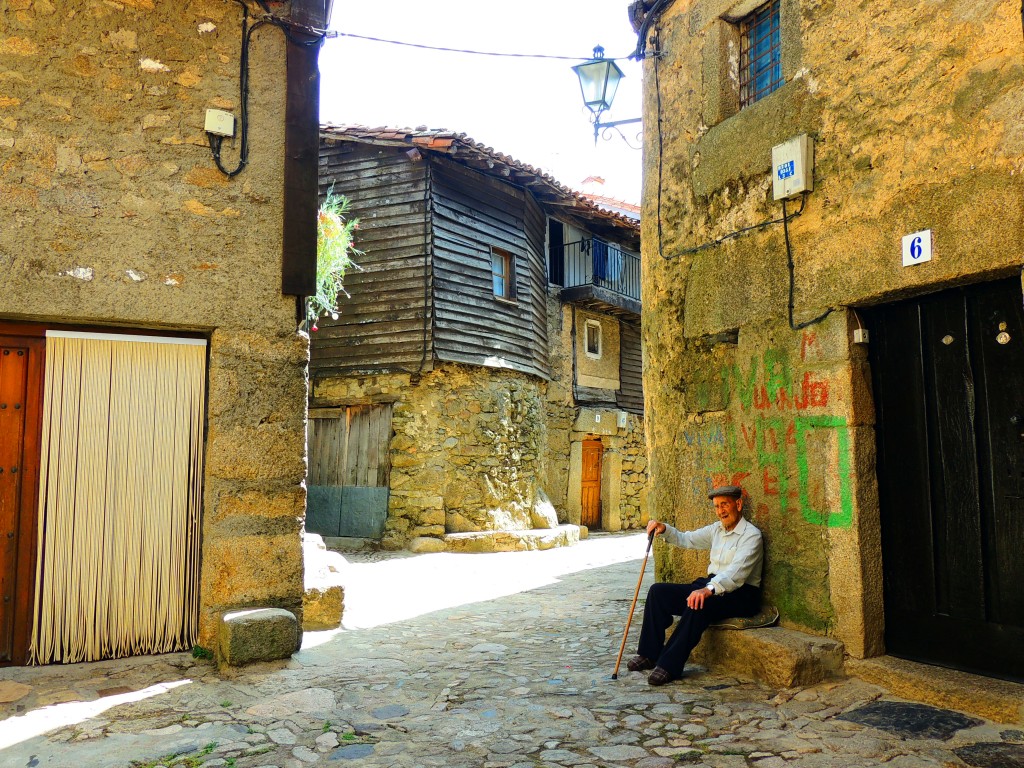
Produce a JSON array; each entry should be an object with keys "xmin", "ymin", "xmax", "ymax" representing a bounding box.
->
[
  {"xmin": 313, "ymin": 364, "xmax": 551, "ymax": 548},
  {"xmin": 575, "ymin": 308, "xmax": 621, "ymax": 390},
  {"xmin": 640, "ymin": 0, "xmax": 1023, "ymax": 657},
  {"xmin": 0, "ymin": 1, "xmax": 306, "ymax": 652},
  {"xmin": 617, "ymin": 413, "xmax": 648, "ymax": 530},
  {"xmin": 544, "ymin": 291, "xmax": 649, "ymax": 530}
]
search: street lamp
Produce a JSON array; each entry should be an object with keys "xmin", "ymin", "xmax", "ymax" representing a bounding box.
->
[{"xmin": 572, "ymin": 46, "xmax": 641, "ymax": 144}]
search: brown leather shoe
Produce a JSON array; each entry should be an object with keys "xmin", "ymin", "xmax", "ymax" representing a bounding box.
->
[
  {"xmin": 647, "ymin": 666, "xmax": 675, "ymax": 686},
  {"xmin": 626, "ymin": 655, "xmax": 655, "ymax": 672}
]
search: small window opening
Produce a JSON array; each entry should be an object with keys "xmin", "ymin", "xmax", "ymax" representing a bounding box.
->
[
  {"xmin": 739, "ymin": 0, "xmax": 782, "ymax": 108},
  {"xmin": 585, "ymin": 319, "xmax": 602, "ymax": 359},
  {"xmin": 491, "ymin": 247, "xmax": 516, "ymax": 301}
]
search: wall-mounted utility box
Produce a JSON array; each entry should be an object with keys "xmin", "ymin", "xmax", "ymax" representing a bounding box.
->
[
  {"xmin": 772, "ymin": 134, "xmax": 814, "ymax": 200},
  {"xmin": 205, "ymin": 109, "xmax": 235, "ymax": 138}
]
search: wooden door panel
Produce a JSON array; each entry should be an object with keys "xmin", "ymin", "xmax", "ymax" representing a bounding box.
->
[
  {"xmin": 970, "ymin": 283, "xmax": 1024, "ymax": 626},
  {"xmin": 870, "ymin": 276, "xmax": 1024, "ymax": 681},
  {"xmin": 873, "ymin": 301, "xmax": 936, "ymax": 616},
  {"xmin": 307, "ymin": 404, "xmax": 393, "ymax": 540},
  {"xmin": 0, "ymin": 334, "xmax": 43, "ymax": 666},
  {"xmin": 920, "ymin": 291, "xmax": 983, "ymax": 620},
  {"xmin": 581, "ymin": 440, "xmax": 602, "ymax": 529},
  {"xmin": 0, "ymin": 345, "xmax": 29, "ymax": 661}
]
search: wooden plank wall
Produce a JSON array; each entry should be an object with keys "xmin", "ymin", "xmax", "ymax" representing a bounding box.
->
[
  {"xmin": 309, "ymin": 404, "xmax": 394, "ymax": 487},
  {"xmin": 616, "ymin": 319, "xmax": 644, "ymax": 414},
  {"xmin": 311, "ymin": 141, "xmax": 433, "ymax": 376},
  {"xmin": 429, "ymin": 161, "xmax": 549, "ymax": 380}
]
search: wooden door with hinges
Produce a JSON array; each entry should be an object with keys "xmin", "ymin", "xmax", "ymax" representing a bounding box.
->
[
  {"xmin": 0, "ymin": 330, "xmax": 44, "ymax": 666},
  {"xmin": 870, "ymin": 276, "xmax": 1024, "ymax": 681}
]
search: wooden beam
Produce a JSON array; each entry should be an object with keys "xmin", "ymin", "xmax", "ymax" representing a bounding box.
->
[{"xmin": 281, "ymin": 0, "xmax": 328, "ymax": 297}]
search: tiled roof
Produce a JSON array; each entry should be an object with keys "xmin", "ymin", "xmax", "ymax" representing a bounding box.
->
[{"xmin": 320, "ymin": 124, "xmax": 641, "ymax": 236}]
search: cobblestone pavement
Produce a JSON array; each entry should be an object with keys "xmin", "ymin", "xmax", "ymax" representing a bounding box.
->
[{"xmin": 1, "ymin": 532, "xmax": 1021, "ymax": 768}]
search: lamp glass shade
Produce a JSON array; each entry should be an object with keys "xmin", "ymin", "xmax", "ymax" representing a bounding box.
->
[{"xmin": 573, "ymin": 56, "xmax": 625, "ymax": 115}]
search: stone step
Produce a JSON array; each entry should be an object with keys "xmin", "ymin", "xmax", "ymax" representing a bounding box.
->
[
  {"xmin": 847, "ymin": 655, "xmax": 1024, "ymax": 725},
  {"xmin": 322, "ymin": 535, "xmax": 378, "ymax": 552},
  {"xmin": 691, "ymin": 625, "xmax": 845, "ymax": 688},
  {"xmin": 409, "ymin": 524, "xmax": 582, "ymax": 553}
]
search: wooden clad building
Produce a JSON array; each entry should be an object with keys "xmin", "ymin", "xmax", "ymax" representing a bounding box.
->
[{"xmin": 310, "ymin": 127, "xmax": 647, "ymax": 548}]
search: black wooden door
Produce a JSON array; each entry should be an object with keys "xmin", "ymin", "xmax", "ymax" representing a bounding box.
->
[{"xmin": 870, "ymin": 276, "xmax": 1024, "ymax": 681}]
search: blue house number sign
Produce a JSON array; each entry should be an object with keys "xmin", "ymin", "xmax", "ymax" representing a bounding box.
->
[{"xmin": 901, "ymin": 229, "xmax": 932, "ymax": 267}]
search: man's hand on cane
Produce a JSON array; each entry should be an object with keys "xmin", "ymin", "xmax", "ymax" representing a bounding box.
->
[
  {"xmin": 646, "ymin": 520, "xmax": 666, "ymax": 537},
  {"xmin": 646, "ymin": 519, "xmax": 712, "ymax": 610}
]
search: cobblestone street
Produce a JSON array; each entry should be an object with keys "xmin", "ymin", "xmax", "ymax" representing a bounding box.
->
[{"xmin": 1, "ymin": 533, "xmax": 1022, "ymax": 768}]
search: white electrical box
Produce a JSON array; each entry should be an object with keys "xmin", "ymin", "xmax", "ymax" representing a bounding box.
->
[
  {"xmin": 205, "ymin": 109, "xmax": 235, "ymax": 138},
  {"xmin": 616, "ymin": 411, "xmax": 628, "ymax": 429},
  {"xmin": 771, "ymin": 134, "xmax": 814, "ymax": 201}
]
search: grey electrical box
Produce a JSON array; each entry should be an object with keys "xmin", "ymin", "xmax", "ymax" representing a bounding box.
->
[{"xmin": 771, "ymin": 134, "xmax": 814, "ymax": 200}]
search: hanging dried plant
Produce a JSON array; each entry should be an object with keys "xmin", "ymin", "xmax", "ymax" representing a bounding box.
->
[{"xmin": 307, "ymin": 190, "xmax": 361, "ymax": 331}]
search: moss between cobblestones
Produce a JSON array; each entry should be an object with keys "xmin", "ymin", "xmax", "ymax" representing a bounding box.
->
[{"xmin": 130, "ymin": 741, "xmax": 216, "ymax": 768}]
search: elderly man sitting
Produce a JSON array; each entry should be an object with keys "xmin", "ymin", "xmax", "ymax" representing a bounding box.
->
[{"xmin": 626, "ymin": 485, "xmax": 763, "ymax": 685}]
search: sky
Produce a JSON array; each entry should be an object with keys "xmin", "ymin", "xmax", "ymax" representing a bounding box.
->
[{"xmin": 318, "ymin": 0, "xmax": 644, "ymax": 204}]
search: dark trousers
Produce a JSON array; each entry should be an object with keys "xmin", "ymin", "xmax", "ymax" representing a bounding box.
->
[{"xmin": 636, "ymin": 576, "xmax": 761, "ymax": 677}]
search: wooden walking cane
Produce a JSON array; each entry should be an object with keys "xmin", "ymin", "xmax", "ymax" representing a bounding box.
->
[{"xmin": 611, "ymin": 529, "xmax": 656, "ymax": 679}]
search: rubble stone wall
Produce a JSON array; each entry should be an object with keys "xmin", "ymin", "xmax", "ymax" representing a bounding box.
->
[
  {"xmin": 642, "ymin": 0, "xmax": 1023, "ymax": 657},
  {"xmin": 0, "ymin": 1, "xmax": 306, "ymax": 651},
  {"xmin": 313, "ymin": 364, "xmax": 550, "ymax": 549}
]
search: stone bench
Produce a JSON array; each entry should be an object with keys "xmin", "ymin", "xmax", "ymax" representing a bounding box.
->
[{"xmin": 669, "ymin": 607, "xmax": 846, "ymax": 687}]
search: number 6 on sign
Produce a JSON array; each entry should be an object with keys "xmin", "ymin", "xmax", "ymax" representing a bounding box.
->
[{"xmin": 902, "ymin": 229, "xmax": 933, "ymax": 267}]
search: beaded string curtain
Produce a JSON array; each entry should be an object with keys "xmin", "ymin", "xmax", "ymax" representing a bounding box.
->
[{"xmin": 29, "ymin": 332, "xmax": 206, "ymax": 664}]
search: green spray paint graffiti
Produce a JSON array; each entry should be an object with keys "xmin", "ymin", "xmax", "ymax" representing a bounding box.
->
[
  {"xmin": 795, "ymin": 416, "xmax": 853, "ymax": 527},
  {"xmin": 702, "ymin": 333, "xmax": 854, "ymax": 528}
]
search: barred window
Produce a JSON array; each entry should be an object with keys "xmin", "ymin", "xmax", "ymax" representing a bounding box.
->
[{"xmin": 739, "ymin": 0, "xmax": 782, "ymax": 108}]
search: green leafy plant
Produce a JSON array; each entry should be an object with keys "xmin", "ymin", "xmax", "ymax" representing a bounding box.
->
[
  {"xmin": 191, "ymin": 645, "xmax": 214, "ymax": 660},
  {"xmin": 307, "ymin": 190, "xmax": 361, "ymax": 331}
]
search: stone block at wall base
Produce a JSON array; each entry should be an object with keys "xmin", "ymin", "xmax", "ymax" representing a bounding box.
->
[
  {"xmin": 441, "ymin": 524, "xmax": 581, "ymax": 553},
  {"xmin": 219, "ymin": 608, "xmax": 299, "ymax": 667},
  {"xmin": 690, "ymin": 626, "xmax": 845, "ymax": 688},
  {"xmin": 302, "ymin": 586, "xmax": 344, "ymax": 631},
  {"xmin": 409, "ymin": 536, "xmax": 447, "ymax": 553}
]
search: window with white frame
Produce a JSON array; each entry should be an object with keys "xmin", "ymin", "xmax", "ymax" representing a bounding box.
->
[{"xmin": 584, "ymin": 319, "xmax": 602, "ymax": 359}]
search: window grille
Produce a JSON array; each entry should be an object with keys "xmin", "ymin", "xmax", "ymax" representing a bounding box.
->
[{"xmin": 739, "ymin": 0, "xmax": 782, "ymax": 108}]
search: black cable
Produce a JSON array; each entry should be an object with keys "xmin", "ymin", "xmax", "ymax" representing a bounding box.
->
[
  {"xmin": 783, "ymin": 197, "xmax": 833, "ymax": 330},
  {"xmin": 672, "ymin": 199, "xmax": 805, "ymax": 258},
  {"xmin": 633, "ymin": 0, "xmax": 674, "ymax": 60},
  {"xmin": 209, "ymin": 1, "xmax": 328, "ymax": 178},
  {"xmin": 209, "ymin": 3, "xmax": 262, "ymax": 177},
  {"xmin": 332, "ymin": 32, "xmax": 630, "ymax": 61}
]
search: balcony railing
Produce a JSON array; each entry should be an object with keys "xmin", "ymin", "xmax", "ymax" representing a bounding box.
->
[{"xmin": 562, "ymin": 239, "xmax": 640, "ymax": 303}]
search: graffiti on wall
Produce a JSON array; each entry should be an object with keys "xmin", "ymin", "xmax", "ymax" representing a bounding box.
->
[{"xmin": 686, "ymin": 332, "xmax": 853, "ymax": 528}]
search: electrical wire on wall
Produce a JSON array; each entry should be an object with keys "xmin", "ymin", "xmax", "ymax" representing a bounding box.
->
[
  {"xmin": 782, "ymin": 197, "xmax": 832, "ymax": 330},
  {"xmin": 635, "ymin": 4, "xmax": 832, "ymax": 332},
  {"xmin": 208, "ymin": 0, "xmax": 329, "ymax": 178}
]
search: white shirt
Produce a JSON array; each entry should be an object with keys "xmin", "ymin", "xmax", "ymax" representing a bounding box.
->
[{"xmin": 661, "ymin": 516, "xmax": 763, "ymax": 594}]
